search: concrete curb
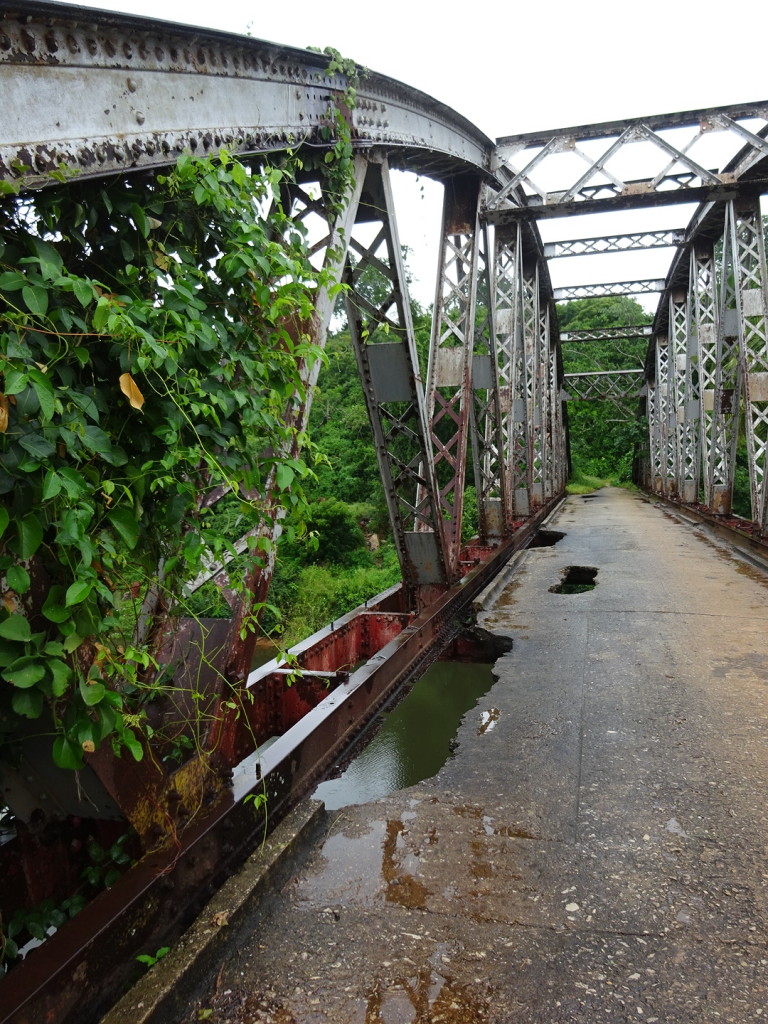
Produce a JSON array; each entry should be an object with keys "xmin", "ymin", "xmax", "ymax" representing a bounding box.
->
[
  {"xmin": 100, "ymin": 799, "xmax": 327, "ymax": 1024},
  {"xmin": 472, "ymin": 550, "xmax": 528, "ymax": 612}
]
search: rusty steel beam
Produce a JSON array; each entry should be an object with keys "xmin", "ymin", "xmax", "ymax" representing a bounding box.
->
[{"xmin": 0, "ymin": 498, "xmax": 562, "ymax": 1024}]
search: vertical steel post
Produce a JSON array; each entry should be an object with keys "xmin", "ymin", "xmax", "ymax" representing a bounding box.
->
[
  {"xmin": 655, "ymin": 334, "xmax": 675, "ymax": 494},
  {"xmin": 343, "ymin": 157, "xmax": 450, "ymax": 606},
  {"xmin": 539, "ymin": 297, "xmax": 553, "ymax": 499},
  {"xmin": 493, "ymin": 223, "xmax": 531, "ymax": 520},
  {"xmin": 731, "ymin": 197, "xmax": 768, "ymax": 532},
  {"xmin": 647, "ymin": 352, "xmax": 662, "ymax": 493},
  {"xmin": 523, "ymin": 262, "xmax": 542, "ymax": 506},
  {"xmin": 550, "ymin": 312, "xmax": 567, "ymax": 494},
  {"xmin": 691, "ymin": 244, "xmax": 718, "ymax": 506},
  {"xmin": 706, "ymin": 205, "xmax": 742, "ymax": 515},
  {"xmin": 674, "ymin": 280, "xmax": 701, "ymax": 504},
  {"xmin": 468, "ymin": 222, "xmax": 508, "ymax": 541},
  {"xmin": 670, "ymin": 290, "xmax": 689, "ymax": 498},
  {"xmin": 223, "ymin": 157, "xmax": 367, "ymax": 683},
  {"xmin": 422, "ymin": 177, "xmax": 481, "ymax": 573}
]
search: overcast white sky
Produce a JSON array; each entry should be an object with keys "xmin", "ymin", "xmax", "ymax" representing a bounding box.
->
[
  {"xmin": 58, "ymin": 0, "xmax": 768, "ymax": 307},
  {"xmin": 67, "ymin": 0, "xmax": 767, "ymax": 136}
]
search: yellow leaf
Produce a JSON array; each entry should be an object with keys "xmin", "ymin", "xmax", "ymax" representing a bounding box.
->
[
  {"xmin": 82, "ymin": 740, "xmax": 96, "ymax": 753},
  {"xmin": 119, "ymin": 373, "xmax": 145, "ymax": 411},
  {"xmin": 0, "ymin": 393, "xmax": 8, "ymax": 433}
]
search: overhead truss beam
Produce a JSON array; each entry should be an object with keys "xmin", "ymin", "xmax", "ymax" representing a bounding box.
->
[
  {"xmin": 563, "ymin": 370, "xmax": 645, "ymax": 402},
  {"xmin": 555, "ymin": 279, "xmax": 665, "ymax": 301},
  {"xmin": 544, "ymin": 230, "xmax": 685, "ymax": 258},
  {"xmin": 561, "ymin": 325, "xmax": 653, "ymax": 343},
  {"xmin": 489, "ymin": 102, "xmax": 768, "ymax": 219}
]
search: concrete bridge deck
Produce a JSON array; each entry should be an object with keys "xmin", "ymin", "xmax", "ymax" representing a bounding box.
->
[{"xmin": 129, "ymin": 488, "xmax": 768, "ymax": 1023}]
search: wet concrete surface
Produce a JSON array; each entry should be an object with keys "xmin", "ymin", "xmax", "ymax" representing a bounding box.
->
[{"xmin": 174, "ymin": 488, "xmax": 768, "ymax": 1023}]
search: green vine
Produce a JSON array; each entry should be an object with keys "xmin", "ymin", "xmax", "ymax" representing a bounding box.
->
[{"xmin": 0, "ymin": 60, "xmax": 358, "ymax": 774}]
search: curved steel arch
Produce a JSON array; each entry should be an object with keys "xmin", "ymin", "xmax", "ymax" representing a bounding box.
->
[{"xmin": 0, "ymin": 2, "xmax": 495, "ymax": 186}]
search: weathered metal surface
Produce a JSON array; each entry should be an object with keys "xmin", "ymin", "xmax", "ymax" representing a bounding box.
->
[
  {"xmin": 554, "ymin": 279, "xmax": 666, "ymax": 301},
  {"xmin": 469, "ymin": 225, "xmax": 509, "ymax": 541},
  {"xmin": 0, "ymin": 4, "xmax": 495, "ymax": 188},
  {"xmin": 344, "ymin": 157, "xmax": 451, "ymax": 600},
  {"xmin": 563, "ymin": 370, "xmax": 645, "ymax": 402},
  {"xmin": 5, "ymin": 4, "xmax": 768, "ymax": 1015},
  {"xmin": 544, "ymin": 230, "xmax": 684, "ymax": 258},
  {"xmin": 422, "ymin": 176, "xmax": 482, "ymax": 573},
  {"xmin": 561, "ymin": 325, "xmax": 653, "ymax": 343},
  {"xmin": 491, "ymin": 102, "xmax": 768, "ymax": 218}
]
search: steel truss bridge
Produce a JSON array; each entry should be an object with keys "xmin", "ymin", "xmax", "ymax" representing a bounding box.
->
[{"xmin": 2, "ymin": 5, "xmax": 768, "ymax": 1023}]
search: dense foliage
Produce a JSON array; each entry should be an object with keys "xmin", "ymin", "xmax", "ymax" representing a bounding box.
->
[
  {"xmin": 0, "ymin": 149, "xmax": 345, "ymax": 771},
  {"xmin": 558, "ymin": 296, "xmax": 651, "ymax": 481}
]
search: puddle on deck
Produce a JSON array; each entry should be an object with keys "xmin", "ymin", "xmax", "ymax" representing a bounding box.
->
[{"xmin": 314, "ymin": 660, "xmax": 497, "ymax": 810}]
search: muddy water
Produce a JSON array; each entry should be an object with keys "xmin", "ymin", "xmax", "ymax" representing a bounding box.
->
[{"xmin": 314, "ymin": 660, "xmax": 496, "ymax": 810}]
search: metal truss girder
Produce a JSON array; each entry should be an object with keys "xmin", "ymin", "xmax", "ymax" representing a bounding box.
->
[
  {"xmin": 563, "ymin": 370, "xmax": 645, "ymax": 402},
  {"xmin": 651, "ymin": 336, "xmax": 675, "ymax": 492},
  {"xmin": 493, "ymin": 223, "xmax": 532, "ymax": 517},
  {"xmin": 544, "ymin": 230, "xmax": 684, "ymax": 258},
  {"xmin": 730, "ymin": 199, "xmax": 768, "ymax": 531},
  {"xmin": 421, "ymin": 177, "xmax": 483, "ymax": 573},
  {"xmin": 219, "ymin": 161, "xmax": 368, "ymax": 682},
  {"xmin": 469, "ymin": 224, "xmax": 509, "ymax": 541},
  {"xmin": 668, "ymin": 290, "xmax": 700, "ymax": 501},
  {"xmin": 0, "ymin": 5, "xmax": 494, "ymax": 188},
  {"xmin": 688, "ymin": 242, "xmax": 733, "ymax": 513},
  {"xmin": 554, "ymin": 279, "xmax": 665, "ymax": 301},
  {"xmin": 491, "ymin": 102, "xmax": 768, "ymax": 218},
  {"xmin": 561, "ymin": 325, "xmax": 653, "ymax": 343},
  {"xmin": 344, "ymin": 157, "xmax": 450, "ymax": 600},
  {"xmin": 496, "ymin": 102, "xmax": 768, "ymax": 148},
  {"xmin": 486, "ymin": 182, "xmax": 768, "ymax": 221}
]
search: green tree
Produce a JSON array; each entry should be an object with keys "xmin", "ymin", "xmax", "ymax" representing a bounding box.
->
[{"xmin": 558, "ymin": 296, "xmax": 651, "ymax": 480}]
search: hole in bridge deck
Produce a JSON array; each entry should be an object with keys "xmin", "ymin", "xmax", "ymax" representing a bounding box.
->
[
  {"xmin": 549, "ymin": 565, "xmax": 599, "ymax": 594},
  {"xmin": 313, "ymin": 631, "xmax": 510, "ymax": 811},
  {"xmin": 529, "ymin": 529, "xmax": 565, "ymax": 548}
]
